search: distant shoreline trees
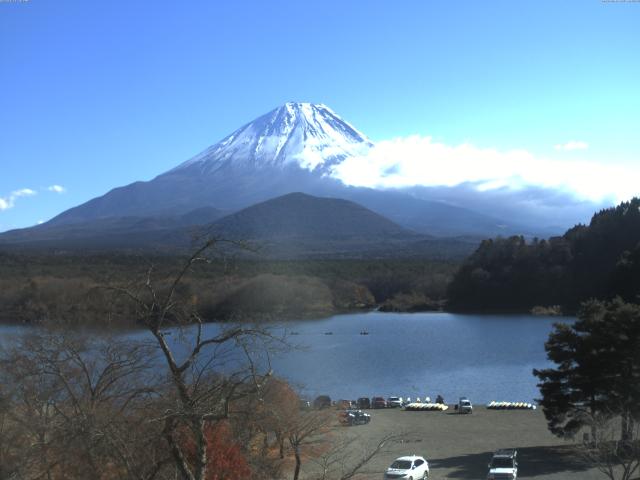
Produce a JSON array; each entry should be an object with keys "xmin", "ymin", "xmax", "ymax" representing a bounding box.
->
[{"xmin": 448, "ymin": 198, "xmax": 640, "ymax": 313}]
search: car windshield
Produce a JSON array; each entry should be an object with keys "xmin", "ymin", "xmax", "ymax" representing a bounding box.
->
[
  {"xmin": 390, "ymin": 460, "xmax": 412, "ymax": 469},
  {"xmin": 389, "ymin": 397, "xmax": 399, "ymax": 401},
  {"xmin": 491, "ymin": 458, "xmax": 514, "ymax": 468}
]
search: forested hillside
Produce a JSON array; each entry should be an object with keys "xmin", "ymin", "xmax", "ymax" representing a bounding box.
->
[
  {"xmin": 448, "ymin": 198, "xmax": 640, "ymax": 312},
  {"xmin": 0, "ymin": 253, "xmax": 456, "ymax": 325}
]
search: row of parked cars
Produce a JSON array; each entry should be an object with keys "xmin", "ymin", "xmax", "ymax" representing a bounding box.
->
[
  {"xmin": 311, "ymin": 395, "xmax": 472, "ymax": 411},
  {"xmin": 382, "ymin": 449, "xmax": 518, "ymax": 480},
  {"xmin": 310, "ymin": 395, "xmax": 416, "ymax": 410},
  {"xmin": 357, "ymin": 395, "xmax": 403, "ymax": 409}
]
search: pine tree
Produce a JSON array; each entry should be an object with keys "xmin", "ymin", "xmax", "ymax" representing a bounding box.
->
[{"xmin": 534, "ymin": 298, "xmax": 640, "ymax": 441}]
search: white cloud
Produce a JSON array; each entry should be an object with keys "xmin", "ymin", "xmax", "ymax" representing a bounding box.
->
[
  {"xmin": 48, "ymin": 184, "xmax": 67, "ymax": 193},
  {"xmin": 14, "ymin": 188, "xmax": 36, "ymax": 196},
  {"xmin": 0, "ymin": 188, "xmax": 37, "ymax": 211},
  {"xmin": 554, "ymin": 141, "xmax": 589, "ymax": 151},
  {"xmin": 330, "ymin": 135, "xmax": 636, "ymax": 203}
]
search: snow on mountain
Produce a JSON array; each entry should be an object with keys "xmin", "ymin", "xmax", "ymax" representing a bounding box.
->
[
  {"xmin": 172, "ymin": 102, "xmax": 373, "ymax": 174},
  {"xmin": 24, "ymin": 101, "xmax": 539, "ymax": 239}
]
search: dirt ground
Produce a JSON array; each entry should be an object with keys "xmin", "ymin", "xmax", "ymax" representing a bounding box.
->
[{"xmin": 317, "ymin": 406, "xmax": 605, "ymax": 480}]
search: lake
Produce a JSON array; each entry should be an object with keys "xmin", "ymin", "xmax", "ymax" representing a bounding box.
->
[
  {"xmin": 0, "ymin": 311, "xmax": 568, "ymax": 405},
  {"xmin": 265, "ymin": 311, "xmax": 568, "ymax": 404}
]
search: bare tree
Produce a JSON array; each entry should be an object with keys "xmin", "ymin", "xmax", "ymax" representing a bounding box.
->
[
  {"xmin": 310, "ymin": 432, "xmax": 404, "ymax": 480},
  {"xmin": 107, "ymin": 238, "xmax": 282, "ymax": 480},
  {"xmin": 0, "ymin": 331, "xmax": 168, "ymax": 480},
  {"xmin": 286, "ymin": 409, "xmax": 333, "ymax": 480},
  {"xmin": 579, "ymin": 405, "xmax": 640, "ymax": 480}
]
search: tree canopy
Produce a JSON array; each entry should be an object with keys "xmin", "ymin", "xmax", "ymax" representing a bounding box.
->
[
  {"xmin": 534, "ymin": 298, "xmax": 640, "ymax": 440},
  {"xmin": 448, "ymin": 198, "xmax": 640, "ymax": 312}
]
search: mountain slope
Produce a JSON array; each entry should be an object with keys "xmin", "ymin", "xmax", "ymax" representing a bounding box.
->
[
  {"xmin": 4, "ymin": 102, "xmax": 542, "ymax": 243},
  {"xmin": 47, "ymin": 103, "xmax": 372, "ymax": 225},
  {"xmin": 205, "ymin": 193, "xmax": 477, "ymax": 259},
  {"xmin": 171, "ymin": 102, "xmax": 373, "ymax": 174},
  {"xmin": 0, "ymin": 207, "xmax": 225, "ymax": 245},
  {"xmin": 0, "ymin": 193, "xmax": 479, "ymax": 259},
  {"xmin": 209, "ymin": 192, "xmax": 413, "ymax": 239}
]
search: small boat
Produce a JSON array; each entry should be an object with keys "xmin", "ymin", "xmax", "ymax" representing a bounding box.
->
[
  {"xmin": 324, "ymin": 331, "xmax": 333, "ymax": 335},
  {"xmin": 360, "ymin": 330, "xmax": 369, "ymax": 335}
]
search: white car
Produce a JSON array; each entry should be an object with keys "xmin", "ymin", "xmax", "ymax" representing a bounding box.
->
[
  {"xmin": 487, "ymin": 449, "xmax": 518, "ymax": 480},
  {"xmin": 387, "ymin": 396, "xmax": 403, "ymax": 408},
  {"xmin": 458, "ymin": 397, "xmax": 473, "ymax": 414},
  {"xmin": 384, "ymin": 455, "xmax": 429, "ymax": 479}
]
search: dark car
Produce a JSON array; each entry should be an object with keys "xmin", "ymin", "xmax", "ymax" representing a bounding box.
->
[
  {"xmin": 357, "ymin": 397, "xmax": 371, "ymax": 409},
  {"xmin": 339, "ymin": 409, "xmax": 371, "ymax": 426},
  {"xmin": 313, "ymin": 395, "xmax": 332, "ymax": 409},
  {"xmin": 371, "ymin": 396, "xmax": 387, "ymax": 409}
]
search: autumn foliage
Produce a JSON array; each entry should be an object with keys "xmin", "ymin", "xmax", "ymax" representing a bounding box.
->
[{"xmin": 178, "ymin": 421, "xmax": 252, "ymax": 480}]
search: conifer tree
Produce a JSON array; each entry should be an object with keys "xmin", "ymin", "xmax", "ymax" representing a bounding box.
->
[{"xmin": 534, "ymin": 298, "xmax": 640, "ymax": 441}]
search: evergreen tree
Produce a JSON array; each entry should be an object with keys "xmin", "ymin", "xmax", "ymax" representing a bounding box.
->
[
  {"xmin": 534, "ymin": 298, "xmax": 640, "ymax": 441},
  {"xmin": 448, "ymin": 198, "xmax": 640, "ymax": 312}
]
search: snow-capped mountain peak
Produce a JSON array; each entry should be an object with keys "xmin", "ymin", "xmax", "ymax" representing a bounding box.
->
[{"xmin": 173, "ymin": 102, "xmax": 373, "ymax": 174}]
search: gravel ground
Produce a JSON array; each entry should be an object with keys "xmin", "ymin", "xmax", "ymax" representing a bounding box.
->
[{"xmin": 316, "ymin": 406, "xmax": 605, "ymax": 480}]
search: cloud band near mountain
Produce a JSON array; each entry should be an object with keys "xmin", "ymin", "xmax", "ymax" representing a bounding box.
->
[{"xmin": 330, "ymin": 135, "xmax": 635, "ymax": 204}]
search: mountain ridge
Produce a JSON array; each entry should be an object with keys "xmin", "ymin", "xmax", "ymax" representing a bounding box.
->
[
  {"xmin": 4, "ymin": 102, "xmax": 547, "ymax": 243},
  {"xmin": 0, "ymin": 192, "xmax": 479, "ymax": 259}
]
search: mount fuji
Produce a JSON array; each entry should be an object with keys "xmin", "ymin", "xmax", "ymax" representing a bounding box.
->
[
  {"xmin": 0, "ymin": 102, "xmax": 540, "ymax": 253},
  {"xmin": 172, "ymin": 102, "xmax": 373, "ymax": 174},
  {"xmin": 46, "ymin": 102, "xmax": 375, "ymax": 223}
]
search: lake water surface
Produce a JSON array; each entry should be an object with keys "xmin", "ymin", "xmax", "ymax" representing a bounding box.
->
[
  {"xmin": 0, "ymin": 311, "xmax": 569, "ymax": 405},
  {"xmin": 265, "ymin": 311, "xmax": 569, "ymax": 404}
]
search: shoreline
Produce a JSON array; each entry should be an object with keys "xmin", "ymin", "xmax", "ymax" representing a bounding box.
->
[{"xmin": 0, "ymin": 304, "xmax": 576, "ymax": 328}]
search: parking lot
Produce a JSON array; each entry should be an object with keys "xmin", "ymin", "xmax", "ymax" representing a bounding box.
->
[{"xmin": 322, "ymin": 407, "xmax": 604, "ymax": 479}]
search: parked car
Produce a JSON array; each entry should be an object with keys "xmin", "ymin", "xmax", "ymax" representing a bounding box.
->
[
  {"xmin": 487, "ymin": 449, "xmax": 517, "ymax": 480},
  {"xmin": 357, "ymin": 397, "xmax": 371, "ymax": 409},
  {"xmin": 338, "ymin": 409, "xmax": 371, "ymax": 426},
  {"xmin": 313, "ymin": 395, "xmax": 331, "ymax": 409},
  {"xmin": 387, "ymin": 396, "xmax": 403, "ymax": 408},
  {"xmin": 457, "ymin": 397, "xmax": 473, "ymax": 414},
  {"xmin": 384, "ymin": 455, "xmax": 429, "ymax": 479},
  {"xmin": 371, "ymin": 396, "xmax": 387, "ymax": 409}
]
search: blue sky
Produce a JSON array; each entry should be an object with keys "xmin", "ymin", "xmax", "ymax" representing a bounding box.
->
[{"xmin": 1, "ymin": 0, "xmax": 639, "ymax": 231}]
